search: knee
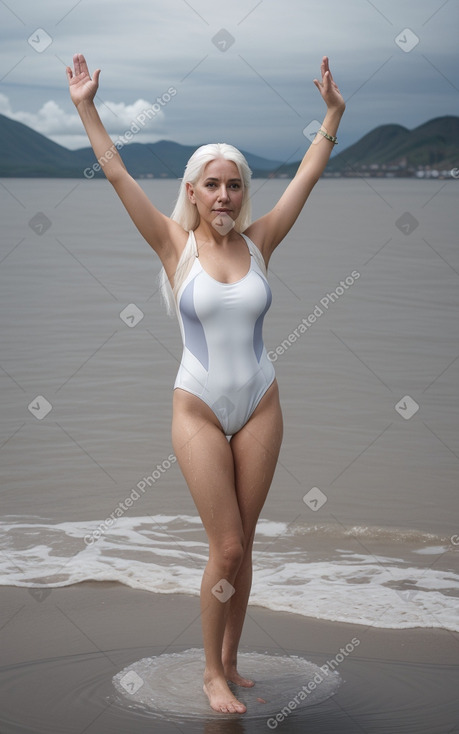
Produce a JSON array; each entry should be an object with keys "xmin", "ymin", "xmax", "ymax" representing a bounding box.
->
[{"xmin": 211, "ymin": 537, "xmax": 245, "ymax": 576}]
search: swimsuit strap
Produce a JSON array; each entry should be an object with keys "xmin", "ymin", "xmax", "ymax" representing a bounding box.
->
[
  {"xmin": 240, "ymin": 234, "xmax": 268, "ymax": 279},
  {"xmin": 188, "ymin": 229, "xmax": 269, "ymax": 285},
  {"xmin": 192, "ymin": 229, "xmax": 256, "ymax": 260}
]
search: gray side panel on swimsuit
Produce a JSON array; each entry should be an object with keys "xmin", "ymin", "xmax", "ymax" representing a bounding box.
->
[
  {"xmin": 253, "ymin": 277, "xmax": 272, "ymax": 362},
  {"xmin": 179, "ymin": 277, "xmax": 209, "ymax": 370}
]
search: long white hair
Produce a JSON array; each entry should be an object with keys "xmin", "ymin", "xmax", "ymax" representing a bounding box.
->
[{"xmin": 158, "ymin": 143, "xmax": 253, "ymax": 317}]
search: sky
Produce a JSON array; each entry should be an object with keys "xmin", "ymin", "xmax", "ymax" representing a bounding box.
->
[{"xmin": 0, "ymin": 0, "xmax": 458, "ymax": 161}]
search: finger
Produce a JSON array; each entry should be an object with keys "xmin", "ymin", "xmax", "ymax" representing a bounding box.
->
[
  {"xmin": 93, "ymin": 68, "xmax": 101, "ymax": 85},
  {"xmin": 313, "ymin": 78, "xmax": 322, "ymax": 91},
  {"xmin": 66, "ymin": 66, "xmax": 73, "ymax": 80},
  {"xmin": 73, "ymin": 53, "xmax": 80, "ymax": 76},
  {"xmin": 78, "ymin": 53, "xmax": 90, "ymax": 77}
]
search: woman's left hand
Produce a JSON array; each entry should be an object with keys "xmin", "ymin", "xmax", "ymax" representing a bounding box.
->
[{"xmin": 313, "ymin": 56, "xmax": 345, "ymax": 112}]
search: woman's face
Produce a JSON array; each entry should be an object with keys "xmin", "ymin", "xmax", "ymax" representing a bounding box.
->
[{"xmin": 187, "ymin": 158, "xmax": 244, "ymax": 232}]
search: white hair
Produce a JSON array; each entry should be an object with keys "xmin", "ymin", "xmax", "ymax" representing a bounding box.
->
[{"xmin": 158, "ymin": 143, "xmax": 253, "ymax": 317}]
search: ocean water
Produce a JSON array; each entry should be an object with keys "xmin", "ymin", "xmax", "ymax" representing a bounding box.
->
[{"xmin": 1, "ymin": 177, "xmax": 458, "ymax": 632}]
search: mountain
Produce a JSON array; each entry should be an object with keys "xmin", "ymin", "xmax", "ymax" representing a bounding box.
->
[
  {"xmin": 327, "ymin": 116, "xmax": 459, "ymax": 172},
  {"xmin": 276, "ymin": 116, "xmax": 459, "ymax": 177},
  {"xmin": 77, "ymin": 138, "xmax": 284, "ymax": 178},
  {"xmin": 0, "ymin": 113, "xmax": 458, "ymax": 178},
  {"xmin": 0, "ymin": 114, "xmax": 283, "ymax": 178},
  {"xmin": 0, "ymin": 114, "xmax": 89, "ymax": 176}
]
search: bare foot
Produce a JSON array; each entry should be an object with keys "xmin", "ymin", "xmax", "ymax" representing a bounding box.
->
[
  {"xmin": 203, "ymin": 675, "xmax": 247, "ymax": 714},
  {"xmin": 224, "ymin": 665, "xmax": 255, "ymax": 687}
]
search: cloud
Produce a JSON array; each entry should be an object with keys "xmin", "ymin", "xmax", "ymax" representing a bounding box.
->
[
  {"xmin": 0, "ymin": 93, "xmax": 81, "ymax": 135},
  {"xmin": 96, "ymin": 98, "xmax": 167, "ymax": 134},
  {"xmin": 0, "ymin": 0, "xmax": 457, "ymax": 157},
  {"xmin": 0, "ymin": 93, "xmax": 172, "ymax": 149}
]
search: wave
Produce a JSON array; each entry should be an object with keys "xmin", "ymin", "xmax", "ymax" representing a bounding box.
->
[{"xmin": 1, "ymin": 515, "xmax": 458, "ymax": 631}]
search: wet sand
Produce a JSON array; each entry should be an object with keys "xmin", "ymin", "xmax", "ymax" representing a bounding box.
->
[{"xmin": 1, "ymin": 582, "xmax": 458, "ymax": 733}]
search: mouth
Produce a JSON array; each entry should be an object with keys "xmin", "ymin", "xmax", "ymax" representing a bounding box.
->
[{"xmin": 213, "ymin": 208, "xmax": 232, "ymax": 214}]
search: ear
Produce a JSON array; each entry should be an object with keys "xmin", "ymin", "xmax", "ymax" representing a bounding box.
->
[{"xmin": 185, "ymin": 181, "xmax": 196, "ymax": 205}]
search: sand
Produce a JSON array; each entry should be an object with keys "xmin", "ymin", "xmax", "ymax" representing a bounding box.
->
[{"xmin": 0, "ymin": 582, "xmax": 458, "ymax": 733}]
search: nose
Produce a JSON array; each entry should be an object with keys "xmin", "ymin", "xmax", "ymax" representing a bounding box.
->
[{"xmin": 217, "ymin": 185, "xmax": 230, "ymax": 202}]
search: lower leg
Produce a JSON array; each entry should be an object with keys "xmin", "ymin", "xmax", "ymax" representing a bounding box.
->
[
  {"xmin": 221, "ymin": 547, "xmax": 254, "ymax": 686},
  {"xmin": 200, "ymin": 549, "xmax": 248, "ymax": 714},
  {"xmin": 200, "ymin": 554, "xmax": 236, "ymax": 677}
]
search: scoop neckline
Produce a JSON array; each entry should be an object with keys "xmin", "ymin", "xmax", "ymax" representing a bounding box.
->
[{"xmin": 192, "ymin": 230, "xmax": 253, "ymax": 286}]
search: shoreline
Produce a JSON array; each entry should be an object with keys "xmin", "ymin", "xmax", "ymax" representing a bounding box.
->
[
  {"xmin": 2, "ymin": 581, "xmax": 458, "ymax": 665},
  {"xmin": 1, "ymin": 582, "xmax": 458, "ymax": 733}
]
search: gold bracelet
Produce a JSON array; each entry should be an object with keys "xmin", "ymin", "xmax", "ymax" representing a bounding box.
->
[{"xmin": 317, "ymin": 128, "xmax": 338, "ymax": 145}]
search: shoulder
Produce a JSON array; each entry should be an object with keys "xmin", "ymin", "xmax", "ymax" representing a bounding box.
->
[{"xmin": 241, "ymin": 220, "xmax": 272, "ymax": 268}]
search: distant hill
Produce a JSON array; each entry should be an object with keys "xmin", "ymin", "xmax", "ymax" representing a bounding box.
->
[
  {"xmin": 326, "ymin": 116, "xmax": 459, "ymax": 173},
  {"xmin": 0, "ymin": 113, "xmax": 89, "ymax": 176},
  {"xmin": 276, "ymin": 116, "xmax": 459, "ymax": 177},
  {"xmin": 0, "ymin": 114, "xmax": 283, "ymax": 178},
  {"xmin": 77, "ymin": 138, "xmax": 285, "ymax": 178},
  {"xmin": 0, "ymin": 113, "xmax": 457, "ymax": 178}
]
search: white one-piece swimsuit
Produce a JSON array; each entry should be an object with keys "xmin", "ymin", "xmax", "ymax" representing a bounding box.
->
[{"xmin": 173, "ymin": 230, "xmax": 275, "ymax": 436}]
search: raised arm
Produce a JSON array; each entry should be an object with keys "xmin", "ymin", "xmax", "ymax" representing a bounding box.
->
[
  {"xmin": 245, "ymin": 56, "xmax": 345, "ymax": 264},
  {"xmin": 66, "ymin": 54, "xmax": 184, "ymax": 261}
]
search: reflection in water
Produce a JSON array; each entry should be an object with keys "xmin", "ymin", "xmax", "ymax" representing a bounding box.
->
[{"xmin": 112, "ymin": 648, "xmax": 341, "ymax": 722}]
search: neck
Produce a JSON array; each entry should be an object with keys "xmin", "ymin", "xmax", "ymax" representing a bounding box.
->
[{"xmin": 194, "ymin": 220, "xmax": 238, "ymax": 246}]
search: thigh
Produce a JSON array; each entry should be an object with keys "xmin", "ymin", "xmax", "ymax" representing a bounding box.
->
[
  {"xmin": 229, "ymin": 380, "xmax": 283, "ymax": 537},
  {"xmin": 172, "ymin": 390, "xmax": 243, "ymax": 545}
]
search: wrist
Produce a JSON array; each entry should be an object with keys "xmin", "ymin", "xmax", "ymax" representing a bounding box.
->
[
  {"xmin": 75, "ymin": 99, "xmax": 96, "ymax": 113},
  {"xmin": 326, "ymin": 102, "xmax": 346, "ymax": 117}
]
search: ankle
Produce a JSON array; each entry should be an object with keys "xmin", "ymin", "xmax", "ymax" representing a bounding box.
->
[
  {"xmin": 222, "ymin": 658, "xmax": 237, "ymax": 669},
  {"xmin": 204, "ymin": 667, "xmax": 226, "ymax": 683}
]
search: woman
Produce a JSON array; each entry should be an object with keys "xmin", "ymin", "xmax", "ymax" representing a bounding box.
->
[{"xmin": 66, "ymin": 53, "xmax": 345, "ymax": 714}]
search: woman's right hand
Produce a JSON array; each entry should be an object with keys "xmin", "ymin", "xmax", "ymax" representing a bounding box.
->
[{"xmin": 66, "ymin": 53, "xmax": 100, "ymax": 108}]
